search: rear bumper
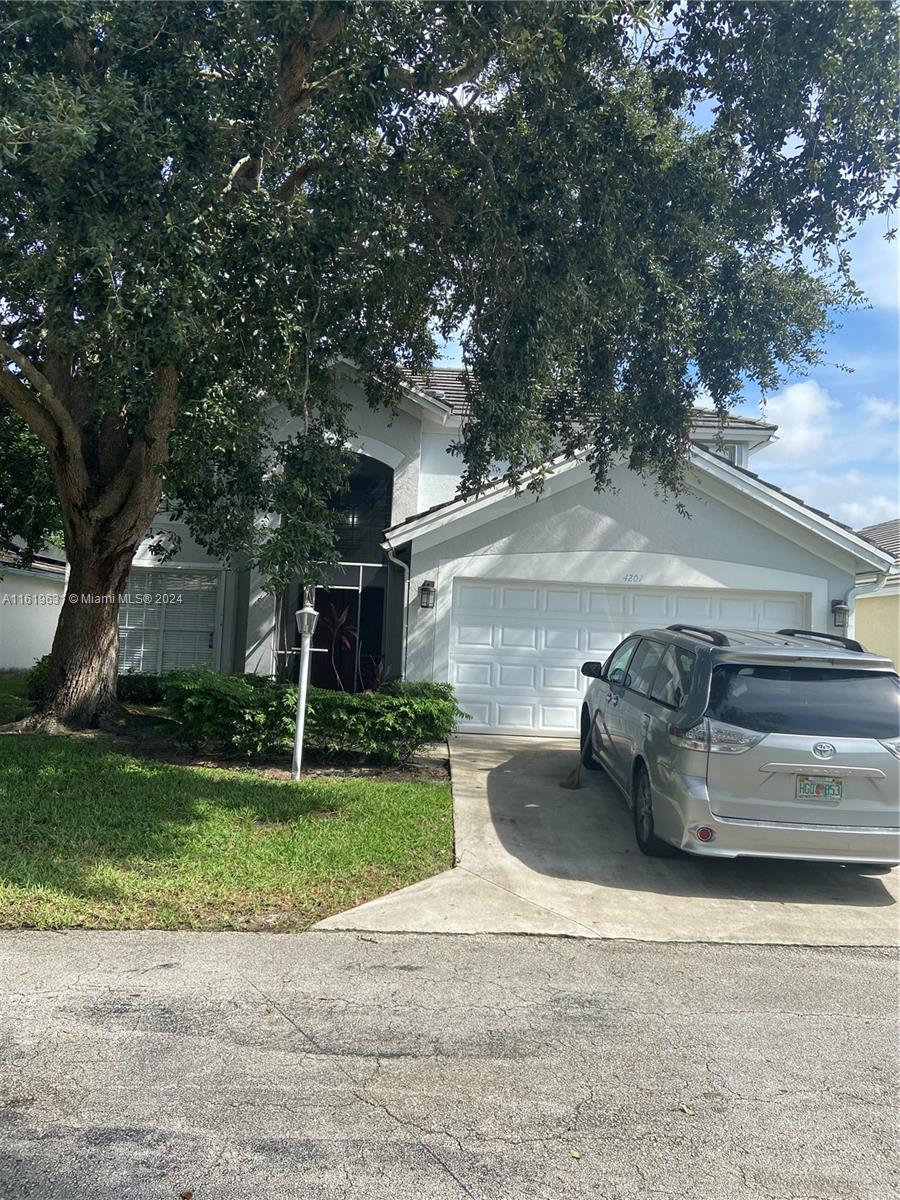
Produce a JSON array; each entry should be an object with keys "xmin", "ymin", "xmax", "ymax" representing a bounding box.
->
[
  {"xmin": 680, "ymin": 810, "xmax": 900, "ymax": 864},
  {"xmin": 659, "ymin": 772, "xmax": 900, "ymax": 863}
]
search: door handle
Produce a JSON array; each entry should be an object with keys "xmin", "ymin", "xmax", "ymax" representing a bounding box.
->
[
  {"xmin": 641, "ymin": 713, "xmax": 651, "ymax": 727},
  {"xmin": 607, "ymin": 692, "xmax": 618, "ymax": 707}
]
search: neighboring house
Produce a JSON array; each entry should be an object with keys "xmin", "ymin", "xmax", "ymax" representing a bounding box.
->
[
  {"xmin": 854, "ymin": 519, "xmax": 900, "ymax": 667},
  {"xmin": 117, "ymin": 361, "xmax": 893, "ymax": 736},
  {"xmin": 0, "ymin": 547, "xmax": 67, "ymax": 670}
]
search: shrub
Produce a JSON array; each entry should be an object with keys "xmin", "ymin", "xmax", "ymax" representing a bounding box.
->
[
  {"xmin": 381, "ymin": 679, "xmax": 457, "ymax": 703},
  {"xmin": 117, "ymin": 673, "xmax": 167, "ymax": 704},
  {"xmin": 164, "ymin": 669, "xmax": 294, "ymax": 758},
  {"xmin": 306, "ymin": 687, "xmax": 466, "ymax": 763},
  {"xmin": 164, "ymin": 668, "xmax": 466, "ymax": 762},
  {"xmin": 25, "ymin": 654, "xmax": 51, "ymax": 705}
]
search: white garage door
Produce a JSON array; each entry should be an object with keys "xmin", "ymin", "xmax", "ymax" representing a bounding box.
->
[{"xmin": 448, "ymin": 580, "xmax": 806, "ymax": 736}]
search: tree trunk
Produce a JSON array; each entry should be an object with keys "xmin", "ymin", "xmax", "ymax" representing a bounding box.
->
[{"xmin": 39, "ymin": 540, "xmax": 136, "ymax": 728}]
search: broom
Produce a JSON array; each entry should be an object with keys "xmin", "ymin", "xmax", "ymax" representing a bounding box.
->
[{"xmin": 560, "ymin": 710, "xmax": 597, "ymax": 790}]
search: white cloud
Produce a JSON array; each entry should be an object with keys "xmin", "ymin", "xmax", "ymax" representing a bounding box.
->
[
  {"xmin": 781, "ymin": 468, "xmax": 899, "ymax": 528},
  {"xmin": 750, "ymin": 379, "xmax": 899, "ymax": 529},
  {"xmin": 757, "ymin": 380, "xmax": 836, "ymax": 464}
]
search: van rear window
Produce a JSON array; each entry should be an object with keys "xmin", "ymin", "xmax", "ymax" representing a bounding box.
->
[{"xmin": 706, "ymin": 665, "xmax": 900, "ymax": 738}]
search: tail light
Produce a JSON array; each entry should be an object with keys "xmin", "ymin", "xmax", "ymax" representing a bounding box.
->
[{"xmin": 670, "ymin": 718, "xmax": 765, "ymax": 754}]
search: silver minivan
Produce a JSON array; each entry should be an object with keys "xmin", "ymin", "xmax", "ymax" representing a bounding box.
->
[{"xmin": 580, "ymin": 625, "xmax": 900, "ymax": 863}]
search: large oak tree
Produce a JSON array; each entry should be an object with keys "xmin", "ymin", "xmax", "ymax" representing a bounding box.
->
[{"xmin": 0, "ymin": 0, "xmax": 896, "ymax": 725}]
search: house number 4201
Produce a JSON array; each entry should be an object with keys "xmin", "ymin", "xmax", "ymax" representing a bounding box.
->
[{"xmin": 623, "ymin": 573, "xmax": 643, "ymax": 583}]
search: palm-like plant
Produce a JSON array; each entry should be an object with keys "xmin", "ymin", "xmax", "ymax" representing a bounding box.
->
[{"xmin": 319, "ymin": 600, "xmax": 357, "ymax": 692}]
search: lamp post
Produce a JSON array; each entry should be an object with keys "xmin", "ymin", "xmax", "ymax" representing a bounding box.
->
[{"xmin": 292, "ymin": 588, "xmax": 319, "ymax": 781}]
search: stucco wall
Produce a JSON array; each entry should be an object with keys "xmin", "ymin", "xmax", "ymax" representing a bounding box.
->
[
  {"xmin": 855, "ymin": 591, "xmax": 899, "ymax": 667},
  {"xmin": 0, "ymin": 571, "xmax": 66, "ymax": 670},
  {"xmin": 404, "ymin": 463, "xmax": 858, "ymax": 682},
  {"xmin": 419, "ymin": 430, "xmax": 461, "ymax": 509},
  {"xmin": 271, "ymin": 367, "xmax": 425, "ymax": 527}
]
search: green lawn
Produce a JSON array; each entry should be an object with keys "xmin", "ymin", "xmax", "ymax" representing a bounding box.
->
[
  {"xmin": 0, "ymin": 670, "xmax": 32, "ymax": 724},
  {"xmin": 0, "ymin": 734, "xmax": 452, "ymax": 930}
]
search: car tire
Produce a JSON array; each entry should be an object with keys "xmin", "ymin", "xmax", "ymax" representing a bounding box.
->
[
  {"xmin": 633, "ymin": 765, "xmax": 678, "ymax": 857},
  {"xmin": 580, "ymin": 707, "xmax": 602, "ymax": 770}
]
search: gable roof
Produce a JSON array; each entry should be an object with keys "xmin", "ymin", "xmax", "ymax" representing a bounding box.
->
[
  {"xmin": 384, "ymin": 444, "xmax": 894, "ymax": 572},
  {"xmin": 857, "ymin": 518, "xmax": 900, "ymax": 563},
  {"xmin": 405, "ymin": 367, "xmax": 777, "ymax": 438}
]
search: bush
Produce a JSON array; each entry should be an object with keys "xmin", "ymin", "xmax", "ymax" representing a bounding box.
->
[
  {"xmin": 164, "ymin": 670, "xmax": 294, "ymax": 758},
  {"xmin": 117, "ymin": 673, "xmax": 167, "ymax": 704},
  {"xmin": 307, "ymin": 687, "xmax": 466, "ymax": 763},
  {"xmin": 164, "ymin": 668, "xmax": 466, "ymax": 762},
  {"xmin": 381, "ymin": 679, "xmax": 457, "ymax": 703},
  {"xmin": 25, "ymin": 654, "xmax": 51, "ymax": 705}
]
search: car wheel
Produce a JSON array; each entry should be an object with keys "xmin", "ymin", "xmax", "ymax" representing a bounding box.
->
[
  {"xmin": 580, "ymin": 707, "xmax": 602, "ymax": 770},
  {"xmin": 633, "ymin": 766, "xmax": 677, "ymax": 857}
]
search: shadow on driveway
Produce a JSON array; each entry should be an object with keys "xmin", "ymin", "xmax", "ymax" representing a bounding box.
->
[{"xmin": 483, "ymin": 737, "xmax": 897, "ymax": 910}]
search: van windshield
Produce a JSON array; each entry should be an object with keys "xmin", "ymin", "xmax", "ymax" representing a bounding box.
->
[{"xmin": 706, "ymin": 665, "xmax": 900, "ymax": 738}]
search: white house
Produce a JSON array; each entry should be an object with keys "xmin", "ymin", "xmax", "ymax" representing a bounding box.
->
[
  {"xmin": 0, "ymin": 547, "xmax": 67, "ymax": 671},
  {"xmin": 117, "ymin": 361, "xmax": 893, "ymax": 736}
]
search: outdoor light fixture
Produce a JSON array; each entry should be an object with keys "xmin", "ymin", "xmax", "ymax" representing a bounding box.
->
[
  {"xmin": 292, "ymin": 587, "xmax": 319, "ymax": 781},
  {"xmin": 831, "ymin": 599, "xmax": 850, "ymax": 631},
  {"xmin": 419, "ymin": 580, "xmax": 436, "ymax": 609}
]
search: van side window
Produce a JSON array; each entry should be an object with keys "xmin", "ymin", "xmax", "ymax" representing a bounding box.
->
[
  {"xmin": 651, "ymin": 646, "xmax": 697, "ymax": 708},
  {"xmin": 605, "ymin": 638, "xmax": 639, "ymax": 686},
  {"xmin": 626, "ymin": 639, "xmax": 667, "ymax": 697}
]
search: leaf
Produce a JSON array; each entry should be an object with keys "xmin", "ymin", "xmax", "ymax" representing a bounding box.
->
[
  {"xmin": 678, "ymin": 1103, "xmax": 695, "ymax": 1116},
  {"xmin": 569, "ymin": 1149, "xmax": 581, "ymax": 1160}
]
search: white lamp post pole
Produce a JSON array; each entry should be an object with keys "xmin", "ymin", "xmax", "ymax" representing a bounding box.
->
[{"xmin": 292, "ymin": 589, "xmax": 319, "ymax": 781}]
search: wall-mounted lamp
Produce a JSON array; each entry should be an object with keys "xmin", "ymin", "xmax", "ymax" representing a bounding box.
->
[
  {"xmin": 831, "ymin": 599, "xmax": 850, "ymax": 631},
  {"xmin": 419, "ymin": 580, "xmax": 437, "ymax": 609}
]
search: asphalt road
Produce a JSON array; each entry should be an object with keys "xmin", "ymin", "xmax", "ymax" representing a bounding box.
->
[{"xmin": 1, "ymin": 931, "xmax": 897, "ymax": 1199}]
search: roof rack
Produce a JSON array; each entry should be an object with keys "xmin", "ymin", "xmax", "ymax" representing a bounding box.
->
[
  {"xmin": 666, "ymin": 624, "xmax": 730, "ymax": 647},
  {"xmin": 776, "ymin": 628, "xmax": 865, "ymax": 653}
]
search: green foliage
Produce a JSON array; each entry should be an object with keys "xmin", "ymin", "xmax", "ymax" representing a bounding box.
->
[
  {"xmin": 116, "ymin": 673, "xmax": 167, "ymax": 704},
  {"xmin": 0, "ymin": 0, "xmax": 897, "ymax": 586},
  {"xmin": 381, "ymin": 679, "xmax": 458, "ymax": 704},
  {"xmin": 307, "ymin": 687, "xmax": 466, "ymax": 763},
  {"xmin": 0, "ymin": 673, "xmax": 32, "ymax": 724},
  {"xmin": 24, "ymin": 654, "xmax": 51, "ymax": 705},
  {"xmin": 164, "ymin": 670, "xmax": 295, "ymax": 758},
  {"xmin": 0, "ymin": 406, "xmax": 62, "ymax": 567},
  {"xmin": 164, "ymin": 668, "xmax": 464, "ymax": 762}
]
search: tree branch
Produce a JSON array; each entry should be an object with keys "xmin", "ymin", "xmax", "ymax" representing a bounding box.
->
[
  {"xmin": 0, "ymin": 336, "xmax": 84, "ymax": 454},
  {"xmin": 0, "ymin": 362, "xmax": 59, "ymax": 449},
  {"xmin": 277, "ymin": 4, "xmax": 348, "ymax": 126},
  {"xmin": 94, "ymin": 368, "xmax": 180, "ymax": 541}
]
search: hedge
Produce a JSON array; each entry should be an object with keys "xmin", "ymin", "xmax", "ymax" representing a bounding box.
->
[
  {"xmin": 26, "ymin": 657, "xmax": 169, "ymax": 706},
  {"xmin": 164, "ymin": 669, "xmax": 466, "ymax": 762}
]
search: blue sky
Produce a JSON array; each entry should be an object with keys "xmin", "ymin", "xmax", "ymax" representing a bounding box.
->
[{"xmin": 437, "ymin": 213, "xmax": 899, "ymax": 531}]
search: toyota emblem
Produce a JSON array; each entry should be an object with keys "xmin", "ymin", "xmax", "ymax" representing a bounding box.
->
[{"xmin": 812, "ymin": 742, "xmax": 836, "ymax": 760}]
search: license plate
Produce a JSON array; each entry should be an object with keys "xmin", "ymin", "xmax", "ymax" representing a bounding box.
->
[{"xmin": 796, "ymin": 775, "xmax": 843, "ymax": 801}]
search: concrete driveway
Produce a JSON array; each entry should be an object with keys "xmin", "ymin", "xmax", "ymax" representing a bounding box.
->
[{"xmin": 318, "ymin": 735, "xmax": 900, "ymax": 943}]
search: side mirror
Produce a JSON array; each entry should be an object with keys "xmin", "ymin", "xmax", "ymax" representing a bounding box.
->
[
  {"xmin": 608, "ymin": 667, "xmax": 625, "ymax": 686},
  {"xmin": 581, "ymin": 661, "xmax": 605, "ymax": 678}
]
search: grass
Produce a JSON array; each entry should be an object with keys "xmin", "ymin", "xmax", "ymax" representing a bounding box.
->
[
  {"xmin": 0, "ymin": 734, "xmax": 453, "ymax": 930},
  {"xmin": 0, "ymin": 670, "xmax": 32, "ymax": 724}
]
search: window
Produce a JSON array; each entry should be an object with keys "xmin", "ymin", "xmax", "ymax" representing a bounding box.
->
[
  {"xmin": 651, "ymin": 646, "xmax": 697, "ymax": 708},
  {"xmin": 706, "ymin": 665, "xmax": 900, "ymax": 738},
  {"xmin": 697, "ymin": 441, "xmax": 738, "ymax": 464},
  {"xmin": 626, "ymin": 639, "xmax": 667, "ymax": 697},
  {"xmin": 605, "ymin": 638, "xmax": 639, "ymax": 686},
  {"xmin": 118, "ymin": 569, "xmax": 220, "ymax": 674}
]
